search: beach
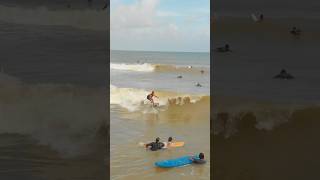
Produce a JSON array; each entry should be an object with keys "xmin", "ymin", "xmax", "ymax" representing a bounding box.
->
[{"xmin": 110, "ymin": 50, "xmax": 210, "ymax": 179}]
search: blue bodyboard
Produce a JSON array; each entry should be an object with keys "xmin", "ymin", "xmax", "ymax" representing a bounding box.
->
[{"xmin": 155, "ymin": 155, "xmax": 199, "ymax": 168}]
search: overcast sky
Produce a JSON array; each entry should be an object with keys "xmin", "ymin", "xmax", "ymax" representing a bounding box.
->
[{"xmin": 111, "ymin": 0, "xmax": 210, "ymax": 52}]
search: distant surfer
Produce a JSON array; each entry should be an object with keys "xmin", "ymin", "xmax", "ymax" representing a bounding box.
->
[
  {"xmin": 251, "ymin": 13, "xmax": 264, "ymax": 22},
  {"xmin": 196, "ymin": 82, "xmax": 202, "ymax": 87},
  {"xmin": 200, "ymin": 70, "xmax": 205, "ymax": 74},
  {"xmin": 273, "ymin": 69, "xmax": 294, "ymax": 79},
  {"xmin": 190, "ymin": 153, "xmax": 206, "ymax": 164},
  {"xmin": 290, "ymin": 27, "xmax": 301, "ymax": 36},
  {"xmin": 147, "ymin": 91, "xmax": 159, "ymax": 106},
  {"xmin": 145, "ymin": 137, "xmax": 165, "ymax": 151},
  {"xmin": 177, "ymin": 75, "xmax": 183, "ymax": 78},
  {"xmin": 167, "ymin": 137, "xmax": 173, "ymax": 145},
  {"xmin": 102, "ymin": 1, "xmax": 109, "ymax": 10},
  {"xmin": 187, "ymin": 65, "xmax": 193, "ymax": 69},
  {"xmin": 216, "ymin": 44, "xmax": 230, "ymax": 52},
  {"xmin": 259, "ymin": 14, "xmax": 264, "ymax": 21}
]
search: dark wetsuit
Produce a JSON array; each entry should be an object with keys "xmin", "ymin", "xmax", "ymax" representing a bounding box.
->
[
  {"xmin": 146, "ymin": 142, "xmax": 165, "ymax": 151},
  {"xmin": 147, "ymin": 94, "xmax": 152, "ymax": 101},
  {"xmin": 192, "ymin": 157, "xmax": 206, "ymax": 164}
]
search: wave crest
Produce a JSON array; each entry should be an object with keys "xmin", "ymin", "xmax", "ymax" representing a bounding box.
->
[
  {"xmin": 110, "ymin": 63, "xmax": 208, "ymax": 73},
  {"xmin": 110, "ymin": 84, "xmax": 209, "ymax": 117},
  {"xmin": 213, "ymin": 96, "xmax": 314, "ymax": 137}
]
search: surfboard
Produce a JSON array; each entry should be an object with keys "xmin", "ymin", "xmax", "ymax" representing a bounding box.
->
[
  {"xmin": 155, "ymin": 155, "xmax": 197, "ymax": 168},
  {"xmin": 167, "ymin": 142, "xmax": 185, "ymax": 147},
  {"xmin": 139, "ymin": 141, "xmax": 185, "ymax": 148}
]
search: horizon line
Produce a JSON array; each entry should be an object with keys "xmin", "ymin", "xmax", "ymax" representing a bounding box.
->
[{"xmin": 110, "ymin": 49, "xmax": 210, "ymax": 53}]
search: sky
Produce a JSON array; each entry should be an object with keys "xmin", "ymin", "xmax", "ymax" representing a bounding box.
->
[{"xmin": 110, "ymin": 0, "xmax": 210, "ymax": 52}]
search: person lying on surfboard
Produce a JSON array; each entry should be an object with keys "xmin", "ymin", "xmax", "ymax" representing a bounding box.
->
[
  {"xmin": 145, "ymin": 137, "xmax": 165, "ymax": 151},
  {"xmin": 147, "ymin": 91, "xmax": 159, "ymax": 106},
  {"xmin": 190, "ymin": 153, "xmax": 206, "ymax": 164},
  {"xmin": 163, "ymin": 137, "xmax": 173, "ymax": 148}
]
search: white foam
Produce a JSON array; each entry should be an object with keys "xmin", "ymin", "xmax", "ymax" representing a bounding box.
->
[
  {"xmin": 110, "ymin": 84, "xmax": 165, "ymax": 112},
  {"xmin": 110, "ymin": 63, "xmax": 155, "ymax": 72},
  {"xmin": 0, "ymin": 5, "xmax": 107, "ymax": 30},
  {"xmin": 110, "ymin": 84, "xmax": 205, "ymax": 112}
]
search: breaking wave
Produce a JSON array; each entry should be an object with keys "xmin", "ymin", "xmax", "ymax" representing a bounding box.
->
[
  {"xmin": 0, "ymin": 5, "xmax": 107, "ymax": 30},
  {"xmin": 212, "ymin": 96, "xmax": 318, "ymax": 137},
  {"xmin": 110, "ymin": 84, "xmax": 210, "ymax": 121},
  {"xmin": 110, "ymin": 63, "xmax": 208, "ymax": 73},
  {"xmin": 0, "ymin": 72, "xmax": 107, "ymax": 157},
  {"xmin": 213, "ymin": 97, "xmax": 320, "ymax": 180}
]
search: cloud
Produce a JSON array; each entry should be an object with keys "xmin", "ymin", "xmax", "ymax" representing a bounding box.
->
[
  {"xmin": 111, "ymin": 0, "xmax": 210, "ymax": 52},
  {"xmin": 111, "ymin": 0, "xmax": 159, "ymax": 29},
  {"xmin": 156, "ymin": 11, "xmax": 181, "ymax": 17}
]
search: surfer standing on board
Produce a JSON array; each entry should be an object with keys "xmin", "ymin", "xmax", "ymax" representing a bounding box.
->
[{"xmin": 147, "ymin": 91, "xmax": 158, "ymax": 106}]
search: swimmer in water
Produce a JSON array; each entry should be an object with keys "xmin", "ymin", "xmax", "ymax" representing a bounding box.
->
[
  {"xmin": 196, "ymin": 82, "xmax": 202, "ymax": 87},
  {"xmin": 290, "ymin": 27, "xmax": 301, "ymax": 36},
  {"xmin": 163, "ymin": 137, "xmax": 173, "ymax": 148},
  {"xmin": 274, "ymin": 69, "xmax": 294, "ymax": 79},
  {"xmin": 190, "ymin": 153, "xmax": 206, "ymax": 164},
  {"xmin": 147, "ymin": 91, "xmax": 159, "ymax": 106},
  {"xmin": 145, "ymin": 137, "xmax": 165, "ymax": 151},
  {"xmin": 167, "ymin": 137, "xmax": 173, "ymax": 146}
]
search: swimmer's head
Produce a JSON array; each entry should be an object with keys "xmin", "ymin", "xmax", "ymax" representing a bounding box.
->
[
  {"xmin": 168, "ymin": 137, "xmax": 173, "ymax": 142},
  {"xmin": 199, "ymin": 153, "xmax": 204, "ymax": 159}
]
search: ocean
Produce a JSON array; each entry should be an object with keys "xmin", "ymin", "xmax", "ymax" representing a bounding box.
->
[
  {"xmin": 110, "ymin": 50, "xmax": 210, "ymax": 179},
  {"xmin": 212, "ymin": 13, "xmax": 320, "ymax": 179},
  {"xmin": 0, "ymin": 1, "xmax": 108, "ymax": 179}
]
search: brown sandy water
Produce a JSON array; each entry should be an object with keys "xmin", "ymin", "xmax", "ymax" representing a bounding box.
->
[
  {"xmin": 110, "ymin": 97, "xmax": 210, "ymax": 180},
  {"xmin": 213, "ymin": 16, "xmax": 320, "ymax": 179}
]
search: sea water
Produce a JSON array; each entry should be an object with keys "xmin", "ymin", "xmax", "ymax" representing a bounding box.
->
[{"xmin": 110, "ymin": 50, "xmax": 210, "ymax": 179}]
